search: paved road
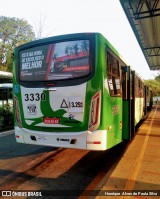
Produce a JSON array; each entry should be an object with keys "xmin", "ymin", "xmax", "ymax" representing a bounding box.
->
[
  {"xmin": 0, "ymin": 130, "xmax": 54, "ymax": 158},
  {"xmin": 0, "ymin": 131, "xmax": 127, "ymax": 199},
  {"xmin": 0, "ymin": 131, "xmax": 58, "ymax": 191}
]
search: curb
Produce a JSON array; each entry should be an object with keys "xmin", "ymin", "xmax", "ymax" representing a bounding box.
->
[{"xmin": 0, "ymin": 129, "xmax": 14, "ymax": 137}]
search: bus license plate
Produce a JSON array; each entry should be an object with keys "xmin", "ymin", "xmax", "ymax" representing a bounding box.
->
[{"xmin": 44, "ymin": 118, "xmax": 60, "ymax": 124}]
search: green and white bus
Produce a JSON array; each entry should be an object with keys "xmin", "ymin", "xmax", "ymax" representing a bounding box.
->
[{"xmin": 13, "ymin": 33, "xmax": 151, "ymax": 150}]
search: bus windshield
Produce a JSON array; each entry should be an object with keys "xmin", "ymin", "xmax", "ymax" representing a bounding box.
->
[{"xmin": 19, "ymin": 40, "xmax": 90, "ymax": 82}]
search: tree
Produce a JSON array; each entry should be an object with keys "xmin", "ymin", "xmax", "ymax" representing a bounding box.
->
[
  {"xmin": 32, "ymin": 13, "xmax": 55, "ymax": 39},
  {"xmin": 81, "ymin": 40, "xmax": 89, "ymax": 55},
  {"xmin": 0, "ymin": 16, "xmax": 35, "ymax": 72},
  {"xmin": 145, "ymin": 73, "xmax": 160, "ymax": 96},
  {"xmin": 65, "ymin": 46, "xmax": 70, "ymax": 56},
  {"xmin": 32, "ymin": 13, "xmax": 47, "ymax": 40},
  {"xmin": 72, "ymin": 43, "xmax": 79, "ymax": 65},
  {"xmin": 155, "ymin": 73, "xmax": 160, "ymax": 83},
  {"xmin": 145, "ymin": 79, "xmax": 160, "ymax": 96}
]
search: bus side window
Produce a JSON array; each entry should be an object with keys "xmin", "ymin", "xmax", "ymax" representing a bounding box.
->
[
  {"xmin": 122, "ymin": 66, "xmax": 127, "ymax": 100},
  {"xmin": 135, "ymin": 76, "xmax": 138, "ymax": 97},
  {"xmin": 106, "ymin": 52, "xmax": 121, "ymax": 96}
]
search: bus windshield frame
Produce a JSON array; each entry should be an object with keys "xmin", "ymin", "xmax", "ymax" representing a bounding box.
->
[{"xmin": 16, "ymin": 34, "xmax": 95, "ymax": 87}]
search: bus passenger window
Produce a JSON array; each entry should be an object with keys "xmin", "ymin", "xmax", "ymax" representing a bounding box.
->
[
  {"xmin": 108, "ymin": 76, "xmax": 114, "ymax": 96},
  {"xmin": 106, "ymin": 52, "xmax": 121, "ymax": 96}
]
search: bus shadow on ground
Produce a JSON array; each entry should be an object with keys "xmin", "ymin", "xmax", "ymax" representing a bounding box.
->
[
  {"xmin": 0, "ymin": 146, "xmax": 158, "ymax": 199},
  {"xmin": 0, "ymin": 133, "xmax": 57, "ymax": 159},
  {"xmin": 0, "ymin": 142, "xmax": 129, "ymax": 199}
]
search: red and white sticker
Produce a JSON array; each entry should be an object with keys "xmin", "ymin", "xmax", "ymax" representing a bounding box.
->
[
  {"xmin": 88, "ymin": 91, "xmax": 101, "ymax": 131},
  {"xmin": 44, "ymin": 118, "xmax": 60, "ymax": 124}
]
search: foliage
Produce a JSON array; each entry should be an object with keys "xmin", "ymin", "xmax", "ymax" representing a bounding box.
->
[
  {"xmin": 0, "ymin": 16, "xmax": 35, "ymax": 72},
  {"xmin": 155, "ymin": 73, "xmax": 160, "ymax": 83},
  {"xmin": 0, "ymin": 103, "xmax": 13, "ymax": 128},
  {"xmin": 145, "ymin": 79, "xmax": 160, "ymax": 96}
]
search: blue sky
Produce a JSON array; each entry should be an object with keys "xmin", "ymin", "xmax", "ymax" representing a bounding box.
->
[{"xmin": 0, "ymin": 0, "xmax": 159, "ymax": 79}]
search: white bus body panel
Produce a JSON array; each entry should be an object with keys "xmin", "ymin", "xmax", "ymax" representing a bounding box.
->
[
  {"xmin": 15, "ymin": 127, "xmax": 107, "ymax": 150},
  {"xmin": 135, "ymin": 97, "xmax": 144, "ymax": 124}
]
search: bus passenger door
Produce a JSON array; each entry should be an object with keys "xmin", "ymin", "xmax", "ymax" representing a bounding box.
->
[{"xmin": 122, "ymin": 66, "xmax": 135, "ymax": 140}]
